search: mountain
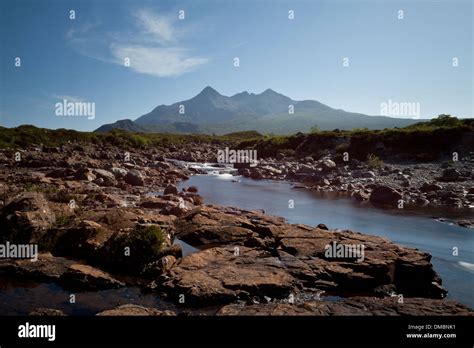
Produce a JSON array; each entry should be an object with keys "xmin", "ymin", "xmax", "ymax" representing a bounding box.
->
[
  {"xmin": 95, "ymin": 119, "xmax": 145, "ymax": 133},
  {"xmin": 95, "ymin": 87, "xmax": 419, "ymax": 134}
]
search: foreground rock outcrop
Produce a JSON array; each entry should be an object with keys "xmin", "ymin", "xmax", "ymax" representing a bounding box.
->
[
  {"xmin": 159, "ymin": 205, "xmax": 447, "ymax": 306},
  {"xmin": 160, "ymin": 246, "xmax": 296, "ymax": 305}
]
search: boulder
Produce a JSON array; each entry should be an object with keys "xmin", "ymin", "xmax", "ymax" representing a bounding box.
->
[
  {"xmin": 164, "ymin": 184, "xmax": 178, "ymax": 195},
  {"xmin": 165, "ymin": 170, "xmax": 189, "ymax": 180},
  {"xmin": 139, "ymin": 197, "xmax": 170, "ymax": 210},
  {"xmin": 353, "ymin": 190, "xmax": 370, "ymax": 201},
  {"xmin": 173, "ymin": 205, "xmax": 276, "ymax": 246},
  {"xmin": 43, "ymin": 221, "xmax": 114, "ymax": 261},
  {"xmin": 124, "ymin": 170, "xmax": 145, "ymax": 186},
  {"xmin": 177, "ymin": 224, "xmax": 257, "ymax": 246},
  {"xmin": 160, "ymin": 247, "xmax": 296, "ymax": 305},
  {"xmin": 166, "ymin": 199, "xmax": 194, "ymax": 217},
  {"xmin": 74, "ymin": 168, "xmax": 96, "ymax": 182},
  {"xmin": 109, "ymin": 167, "xmax": 128, "ymax": 179},
  {"xmin": 181, "ymin": 192, "xmax": 204, "ymax": 205},
  {"xmin": 320, "ymin": 159, "xmax": 336, "ymax": 172},
  {"xmin": 93, "ymin": 169, "xmax": 116, "ymax": 181},
  {"xmin": 249, "ymin": 168, "xmax": 263, "ymax": 180},
  {"xmin": 439, "ymin": 168, "xmax": 461, "ymax": 182},
  {"xmin": 420, "ymin": 182, "xmax": 442, "ymax": 192},
  {"xmin": 92, "ymin": 169, "xmax": 117, "ymax": 187},
  {"xmin": 369, "ymin": 185, "xmax": 402, "ymax": 207},
  {"xmin": 143, "ymin": 255, "xmax": 177, "ymax": 275},
  {"xmin": 154, "ymin": 161, "xmax": 173, "ymax": 170},
  {"xmin": 187, "ymin": 186, "xmax": 199, "ymax": 193},
  {"xmin": 0, "ymin": 192, "xmax": 55, "ymax": 243},
  {"xmin": 59, "ymin": 264, "xmax": 124, "ymax": 291}
]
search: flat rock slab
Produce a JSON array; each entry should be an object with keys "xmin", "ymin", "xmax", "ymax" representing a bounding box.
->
[
  {"xmin": 160, "ymin": 246, "xmax": 297, "ymax": 306},
  {"xmin": 171, "ymin": 205, "xmax": 447, "ymax": 300},
  {"xmin": 0, "ymin": 252, "xmax": 74, "ymax": 281},
  {"xmin": 0, "ymin": 253, "xmax": 124, "ymax": 291},
  {"xmin": 29, "ymin": 308, "xmax": 67, "ymax": 316},
  {"xmin": 96, "ymin": 304, "xmax": 176, "ymax": 316},
  {"xmin": 216, "ymin": 297, "xmax": 474, "ymax": 316},
  {"xmin": 59, "ymin": 263, "xmax": 125, "ymax": 291},
  {"xmin": 175, "ymin": 205, "xmax": 286, "ymax": 246}
]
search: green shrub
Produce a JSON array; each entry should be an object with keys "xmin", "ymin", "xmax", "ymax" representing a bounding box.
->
[
  {"xmin": 129, "ymin": 134, "xmax": 149, "ymax": 147},
  {"xmin": 24, "ymin": 182, "xmax": 39, "ymax": 192},
  {"xmin": 352, "ymin": 127, "xmax": 369, "ymax": 132},
  {"xmin": 53, "ymin": 214, "xmax": 75, "ymax": 228},
  {"xmin": 47, "ymin": 189, "xmax": 73, "ymax": 203},
  {"xmin": 23, "ymin": 182, "xmax": 58, "ymax": 194},
  {"xmin": 366, "ymin": 153, "xmax": 384, "ymax": 168},
  {"xmin": 126, "ymin": 225, "xmax": 165, "ymax": 255}
]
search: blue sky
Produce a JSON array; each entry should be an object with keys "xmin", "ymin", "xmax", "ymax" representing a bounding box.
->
[{"xmin": 0, "ymin": 0, "xmax": 472, "ymax": 131}]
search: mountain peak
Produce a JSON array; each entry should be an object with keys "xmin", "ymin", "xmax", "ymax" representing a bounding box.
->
[
  {"xmin": 198, "ymin": 86, "xmax": 220, "ymax": 97},
  {"xmin": 230, "ymin": 91, "xmax": 250, "ymax": 99},
  {"xmin": 257, "ymin": 88, "xmax": 292, "ymax": 103}
]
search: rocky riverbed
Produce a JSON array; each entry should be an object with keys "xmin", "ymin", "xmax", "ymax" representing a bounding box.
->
[
  {"xmin": 0, "ymin": 143, "xmax": 472, "ymax": 315},
  {"xmin": 236, "ymin": 155, "xmax": 474, "ymax": 226}
]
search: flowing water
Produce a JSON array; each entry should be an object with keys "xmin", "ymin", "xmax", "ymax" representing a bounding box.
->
[{"xmin": 177, "ymin": 171, "xmax": 474, "ymax": 308}]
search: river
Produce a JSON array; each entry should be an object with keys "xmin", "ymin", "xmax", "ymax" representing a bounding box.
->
[{"xmin": 177, "ymin": 171, "xmax": 474, "ymax": 308}]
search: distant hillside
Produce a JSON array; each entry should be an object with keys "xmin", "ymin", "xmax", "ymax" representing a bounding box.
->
[
  {"xmin": 95, "ymin": 87, "xmax": 419, "ymax": 134},
  {"xmin": 95, "ymin": 119, "xmax": 146, "ymax": 133},
  {"xmin": 237, "ymin": 115, "xmax": 474, "ymax": 162},
  {"xmin": 2, "ymin": 116, "xmax": 471, "ymax": 163}
]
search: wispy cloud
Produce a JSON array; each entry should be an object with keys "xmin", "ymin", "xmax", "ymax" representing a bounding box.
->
[
  {"xmin": 111, "ymin": 45, "xmax": 208, "ymax": 77},
  {"xmin": 229, "ymin": 41, "xmax": 249, "ymax": 50},
  {"xmin": 133, "ymin": 9, "xmax": 176, "ymax": 44},
  {"xmin": 67, "ymin": 8, "xmax": 209, "ymax": 77},
  {"xmin": 66, "ymin": 22, "xmax": 100, "ymax": 41}
]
